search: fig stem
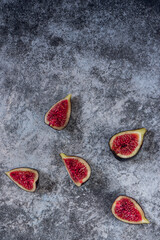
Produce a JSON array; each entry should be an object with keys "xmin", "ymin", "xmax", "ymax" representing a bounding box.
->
[
  {"xmin": 143, "ymin": 218, "xmax": 150, "ymax": 224},
  {"xmin": 60, "ymin": 153, "xmax": 67, "ymax": 158},
  {"xmin": 65, "ymin": 94, "xmax": 72, "ymax": 100}
]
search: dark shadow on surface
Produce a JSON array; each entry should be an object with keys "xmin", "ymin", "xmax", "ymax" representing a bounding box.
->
[
  {"xmin": 65, "ymin": 96, "xmax": 84, "ymax": 140},
  {"xmin": 87, "ymin": 163, "xmax": 123, "ymax": 214},
  {"xmin": 36, "ymin": 170, "xmax": 57, "ymax": 195},
  {"xmin": 143, "ymin": 130, "xmax": 159, "ymax": 155}
]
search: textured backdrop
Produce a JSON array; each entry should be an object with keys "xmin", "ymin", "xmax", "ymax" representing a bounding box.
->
[{"xmin": 0, "ymin": 0, "xmax": 160, "ymax": 239}]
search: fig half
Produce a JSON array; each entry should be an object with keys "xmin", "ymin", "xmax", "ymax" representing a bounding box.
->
[
  {"xmin": 45, "ymin": 94, "xmax": 71, "ymax": 130},
  {"xmin": 60, "ymin": 153, "xmax": 91, "ymax": 186},
  {"xmin": 5, "ymin": 168, "xmax": 39, "ymax": 192},
  {"xmin": 109, "ymin": 128, "xmax": 146, "ymax": 160},
  {"xmin": 111, "ymin": 196, "xmax": 150, "ymax": 224}
]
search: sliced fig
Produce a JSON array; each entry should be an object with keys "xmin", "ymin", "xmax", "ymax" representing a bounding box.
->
[
  {"xmin": 111, "ymin": 196, "xmax": 149, "ymax": 224},
  {"xmin": 109, "ymin": 128, "xmax": 147, "ymax": 160},
  {"xmin": 60, "ymin": 153, "xmax": 91, "ymax": 186},
  {"xmin": 5, "ymin": 168, "xmax": 39, "ymax": 192},
  {"xmin": 45, "ymin": 94, "xmax": 71, "ymax": 130}
]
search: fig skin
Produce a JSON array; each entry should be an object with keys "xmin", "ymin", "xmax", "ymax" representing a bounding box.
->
[
  {"xmin": 109, "ymin": 128, "xmax": 147, "ymax": 160},
  {"xmin": 111, "ymin": 195, "xmax": 150, "ymax": 224},
  {"xmin": 60, "ymin": 153, "xmax": 91, "ymax": 187},
  {"xmin": 5, "ymin": 168, "xmax": 39, "ymax": 192},
  {"xmin": 45, "ymin": 94, "xmax": 71, "ymax": 131}
]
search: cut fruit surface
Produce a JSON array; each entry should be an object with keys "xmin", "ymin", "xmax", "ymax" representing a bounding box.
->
[
  {"xmin": 112, "ymin": 196, "xmax": 149, "ymax": 224},
  {"xmin": 45, "ymin": 94, "xmax": 71, "ymax": 130},
  {"xmin": 109, "ymin": 128, "xmax": 146, "ymax": 160},
  {"xmin": 5, "ymin": 168, "xmax": 39, "ymax": 192},
  {"xmin": 60, "ymin": 153, "xmax": 91, "ymax": 186}
]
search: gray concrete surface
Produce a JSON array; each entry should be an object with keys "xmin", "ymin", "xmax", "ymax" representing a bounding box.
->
[{"xmin": 0, "ymin": 0, "xmax": 160, "ymax": 239}]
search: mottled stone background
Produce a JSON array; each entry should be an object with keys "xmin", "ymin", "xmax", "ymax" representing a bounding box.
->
[{"xmin": 0, "ymin": 0, "xmax": 160, "ymax": 239}]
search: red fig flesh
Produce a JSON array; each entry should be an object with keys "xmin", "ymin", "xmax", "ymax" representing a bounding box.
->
[
  {"xmin": 60, "ymin": 153, "xmax": 91, "ymax": 186},
  {"xmin": 5, "ymin": 168, "xmax": 39, "ymax": 192},
  {"xmin": 112, "ymin": 196, "xmax": 149, "ymax": 224},
  {"xmin": 45, "ymin": 94, "xmax": 71, "ymax": 130},
  {"xmin": 109, "ymin": 128, "xmax": 146, "ymax": 159}
]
